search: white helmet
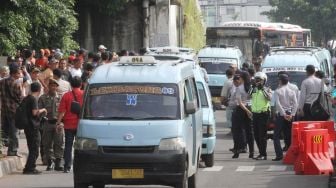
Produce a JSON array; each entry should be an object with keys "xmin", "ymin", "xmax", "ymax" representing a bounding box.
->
[{"xmin": 255, "ymin": 72, "xmax": 267, "ymax": 82}]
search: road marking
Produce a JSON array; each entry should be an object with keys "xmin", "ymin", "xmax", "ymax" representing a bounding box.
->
[
  {"xmin": 203, "ymin": 166, "xmax": 223, "ymax": 171},
  {"xmin": 267, "ymin": 165, "xmax": 287, "ymax": 171},
  {"xmin": 236, "ymin": 166, "xmax": 255, "ymax": 172}
]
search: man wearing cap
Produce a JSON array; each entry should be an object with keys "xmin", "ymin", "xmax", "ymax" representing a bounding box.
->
[
  {"xmin": 0, "ymin": 63, "xmax": 22, "ymax": 156},
  {"xmin": 298, "ymin": 65, "xmax": 322, "ymax": 120},
  {"xmin": 27, "ymin": 68, "xmax": 44, "ymax": 96},
  {"xmin": 38, "ymin": 78, "xmax": 64, "ymax": 171},
  {"xmin": 39, "ymin": 58, "xmax": 59, "ymax": 92},
  {"xmin": 98, "ymin": 44, "xmax": 107, "ymax": 55},
  {"xmin": 272, "ymin": 74, "xmax": 298, "ymax": 161}
]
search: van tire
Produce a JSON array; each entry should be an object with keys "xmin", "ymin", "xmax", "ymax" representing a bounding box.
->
[
  {"xmin": 204, "ymin": 152, "xmax": 214, "ymax": 167},
  {"xmin": 175, "ymin": 161, "xmax": 188, "ymax": 188},
  {"xmin": 74, "ymin": 182, "xmax": 88, "ymax": 188},
  {"xmin": 188, "ymin": 156, "xmax": 199, "ymax": 188},
  {"xmin": 92, "ymin": 183, "xmax": 105, "ymax": 188}
]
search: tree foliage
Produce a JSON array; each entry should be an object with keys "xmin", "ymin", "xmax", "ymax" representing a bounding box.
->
[
  {"xmin": 263, "ymin": 0, "xmax": 336, "ymax": 44},
  {"xmin": 0, "ymin": 0, "xmax": 78, "ymax": 55},
  {"xmin": 182, "ymin": 0, "xmax": 206, "ymax": 51}
]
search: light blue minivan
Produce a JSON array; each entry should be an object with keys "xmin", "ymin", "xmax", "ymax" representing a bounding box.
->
[
  {"xmin": 198, "ymin": 47, "xmax": 245, "ymax": 107},
  {"xmin": 73, "ymin": 56, "xmax": 202, "ymax": 188}
]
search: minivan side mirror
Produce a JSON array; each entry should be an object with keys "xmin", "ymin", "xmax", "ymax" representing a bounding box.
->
[{"xmin": 185, "ymin": 101, "xmax": 197, "ymax": 114}]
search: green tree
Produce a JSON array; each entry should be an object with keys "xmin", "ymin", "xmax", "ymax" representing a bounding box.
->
[
  {"xmin": 263, "ymin": 0, "xmax": 336, "ymax": 45},
  {"xmin": 0, "ymin": 0, "xmax": 78, "ymax": 55}
]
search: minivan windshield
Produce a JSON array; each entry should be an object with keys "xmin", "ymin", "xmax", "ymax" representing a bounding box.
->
[
  {"xmin": 84, "ymin": 84, "xmax": 180, "ymax": 120},
  {"xmin": 265, "ymin": 71, "xmax": 306, "ymax": 90},
  {"xmin": 199, "ymin": 58, "xmax": 237, "ymax": 74}
]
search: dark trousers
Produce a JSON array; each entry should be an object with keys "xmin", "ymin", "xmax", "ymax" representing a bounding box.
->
[
  {"xmin": 23, "ymin": 127, "xmax": 41, "ymax": 171},
  {"xmin": 64, "ymin": 129, "xmax": 76, "ymax": 169},
  {"xmin": 3, "ymin": 115, "xmax": 19, "ymax": 155},
  {"xmin": 1, "ymin": 115, "xmax": 9, "ymax": 146},
  {"xmin": 273, "ymin": 115, "xmax": 292, "ymax": 158},
  {"xmin": 232, "ymin": 107, "xmax": 254, "ymax": 154},
  {"xmin": 253, "ymin": 112, "xmax": 269, "ymax": 156},
  {"xmin": 303, "ymin": 103, "xmax": 313, "ymax": 121}
]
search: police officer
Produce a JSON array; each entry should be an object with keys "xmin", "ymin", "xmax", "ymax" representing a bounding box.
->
[
  {"xmin": 249, "ymin": 72, "xmax": 272, "ymax": 160},
  {"xmin": 38, "ymin": 78, "xmax": 64, "ymax": 171}
]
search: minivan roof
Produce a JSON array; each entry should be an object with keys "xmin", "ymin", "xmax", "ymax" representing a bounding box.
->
[
  {"xmin": 89, "ymin": 60, "xmax": 195, "ymax": 84},
  {"xmin": 262, "ymin": 53, "xmax": 319, "ymax": 68},
  {"xmin": 198, "ymin": 47, "xmax": 240, "ymax": 59}
]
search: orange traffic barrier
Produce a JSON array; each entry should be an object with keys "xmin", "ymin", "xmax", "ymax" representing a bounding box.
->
[
  {"xmin": 283, "ymin": 122, "xmax": 321, "ymax": 164},
  {"xmin": 283, "ymin": 121, "xmax": 335, "ymax": 164},
  {"xmin": 294, "ymin": 128, "xmax": 333, "ymax": 175}
]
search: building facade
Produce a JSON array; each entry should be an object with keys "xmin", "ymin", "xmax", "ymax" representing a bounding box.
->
[{"xmin": 199, "ymin": 0, "xmax": 272, "ymax": 27}]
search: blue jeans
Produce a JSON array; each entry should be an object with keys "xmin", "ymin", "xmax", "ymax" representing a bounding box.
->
[
  {"xmin": 273, "ymin": 115, "xmax": 291, "ymax": 158},
  {"xmin": 64, "ymin": 129, "xmax": 76, "ymax": 169}
]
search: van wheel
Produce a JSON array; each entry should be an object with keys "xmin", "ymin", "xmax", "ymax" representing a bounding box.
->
[
  {"xmin": 204, "ymin": 152, "xmax": 214, "ymax": 167},
  {"xmin": 175, "ymin": 161, "xmax": 188, "ymax": 188},
  {"xmin": 74, "ymin": 182, "xmax": 88, "ymax": 188},
  {"xmin": 188, "ymin": 172, "xmax": 197, "ymax": 188},
  {"xmin": 92, "ymin": 183, "xmax": 105, "ymax": 188}
]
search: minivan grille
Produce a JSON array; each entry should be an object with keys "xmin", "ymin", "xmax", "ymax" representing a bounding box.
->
[{"xmin": 101, "ymin": 146, "xmax": 156, "ymax": 153}]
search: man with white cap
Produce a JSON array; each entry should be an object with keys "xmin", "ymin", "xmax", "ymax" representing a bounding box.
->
[{"xmin": 98, "ymin": 44, "xmax": 107, "ymax": 55}]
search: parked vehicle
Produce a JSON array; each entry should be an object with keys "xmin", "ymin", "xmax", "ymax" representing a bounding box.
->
[{"xmin": 74, "ymin": 56, "xmax": 202, "ymax": 188}]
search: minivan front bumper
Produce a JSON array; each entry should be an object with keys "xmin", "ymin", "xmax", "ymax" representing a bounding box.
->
[{"xmin": 73, "ymin": 148, "xmax": 186, "ymax": 186}]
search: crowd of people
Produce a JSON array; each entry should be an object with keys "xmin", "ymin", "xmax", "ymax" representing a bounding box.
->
[
  {"xmin": 0, "ymin": 43, "xmax": 335, "ymax": 175},
  {"xmin": 221, "ymin": 62, "xmax": 333, "ymax": 161},
  {"xmin": 0, "ymin": 45, "xmax": 138, "ymax": 174}
]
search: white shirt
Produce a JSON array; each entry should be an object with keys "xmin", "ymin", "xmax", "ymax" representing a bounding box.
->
[
  {"xmin": 275, "ymin": 84, "xmax": 298, "ymax": 116},
  {"xmin": 299, "ymin": 75, "xmax": 322, "ymax": 110},
  {"xmin": 332, "ymin": 57, "xmax": 336, "ymax": 65},
  {"xmin": 56, "ymin": 78, "xmax": 72, "ymax": 97},
  {"xmin": 70, "ymin": 67, "xmax": 82, "ymax": 78},
  {"xmin": 220, "ymin": 77, "xmax": 233, "ymax": 98}
]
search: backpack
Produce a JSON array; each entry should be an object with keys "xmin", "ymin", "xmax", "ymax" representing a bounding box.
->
[{"xmin": 15, "ymin": 97, "xmax": 30, "ymax": 130}]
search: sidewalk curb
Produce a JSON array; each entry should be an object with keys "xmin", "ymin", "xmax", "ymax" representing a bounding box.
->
[{"xmin": 0, "ymin": 155, "xmax": 26, "ymax": 178}]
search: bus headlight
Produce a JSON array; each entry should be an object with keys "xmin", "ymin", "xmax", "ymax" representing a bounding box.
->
[
  {"xmin": 74, "ymin": 138, "xmax": 98, "ymax": 151},
  {"xmin": 159, "ymin": 137, "xmax": 186, "ymax": 151}
]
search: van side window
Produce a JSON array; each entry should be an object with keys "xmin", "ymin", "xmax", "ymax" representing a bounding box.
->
[
  {"xmin": 323, "ymin": 60, "xmax": 330, "ymax": 78},
  {"xmin": 184, "ymin": 78, "xmax": 200, "ymax": 112},
  {"xmin": 189, "ymin": 77, "xmax": 200, "ymax": 110}
]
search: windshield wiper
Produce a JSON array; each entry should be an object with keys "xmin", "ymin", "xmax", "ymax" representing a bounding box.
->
[
  {"xmin": 85, "ymin": 116, "xmax": 135, "ymax": 120},
  {"xmin": 136, "ymin": 117, "xmax": 177, "ymax": 120}
]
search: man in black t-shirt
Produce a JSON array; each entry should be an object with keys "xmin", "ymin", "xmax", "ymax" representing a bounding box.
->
[{"xmin": 23, "ymin": 82, "xmax": 47, "ymax": 175}]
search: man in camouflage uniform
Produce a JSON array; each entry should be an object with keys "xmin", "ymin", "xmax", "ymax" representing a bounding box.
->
[{"xmin": 38, "ymin": 78, "xmax": 64, "ymax": 171}]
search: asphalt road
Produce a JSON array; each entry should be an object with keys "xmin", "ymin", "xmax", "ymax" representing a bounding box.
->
[{"xmin": 0, "ymin": 111, "xmax": 329, "ymax": 188}]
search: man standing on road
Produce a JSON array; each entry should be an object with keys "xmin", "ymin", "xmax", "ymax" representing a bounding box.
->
[
  {"xmin": 221, "ymin": 68, "xmax": 234, "ymax": 129},
  {"xmin": 272, "ymin": 74, "xmax": 298, "ymax": 161},
  {"xmin": 0, "ymin": 63, "xmax": 22, "ymax": 156},
  {"xmin": 23, "ymin": 82, "xmax": 47, "ymax": 174},
  {"xmin": 249, "ymin": 72, "xmax": 272, "ymax": 160},
  {"xmin": 298, "ymin": 65, "xmax": 322, "ymax": 120},
  {"xmin": 56, "ymin": 76, "xmax": 83, "ymax": 173},
  {"xmin": 39, "ymin": 79, "xmax": 64, "ymax": 171}
]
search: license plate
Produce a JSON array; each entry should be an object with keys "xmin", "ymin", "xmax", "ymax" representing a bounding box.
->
[{"xmin": 112, "ymin": 169, "xmax": 144, "ymax": 179}]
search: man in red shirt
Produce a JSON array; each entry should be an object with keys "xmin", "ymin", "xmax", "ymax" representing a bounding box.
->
[{"xmin": 56, "ymin": 76, "xmax": 83, "ymax": 173}]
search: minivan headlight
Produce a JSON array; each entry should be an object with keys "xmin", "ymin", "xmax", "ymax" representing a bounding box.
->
[
  {"xmin": 159, "ymin": 137, "xmax": 186, "ymax": 151},
  {"xmin": 74, "ymin": 138, "xmax": 98, "ymax": 151},
  {"xmin": 202, "ymin": 125, "xmax": 214, "ymax": 136}
]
